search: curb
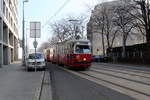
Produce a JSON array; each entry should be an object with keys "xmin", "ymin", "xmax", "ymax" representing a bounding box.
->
[
  {"xmin": 33, "ymin": 71, "xmax": 45, "ymax": 100},
  {"xmin": 40, "ymin": 70, "xmax": 53, "ymax": 100}
]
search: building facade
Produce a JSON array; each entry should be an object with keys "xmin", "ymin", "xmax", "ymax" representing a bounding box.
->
[
  {"xmin": 87, "ymin": 0, "xmax": 144, "ymax": 56},
  {"xmin": 0, "ymin": 0, "xmax": 18, "ymax": 66}
]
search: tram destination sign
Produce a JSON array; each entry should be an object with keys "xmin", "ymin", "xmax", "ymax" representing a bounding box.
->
[{"xmin": 30, "ymin": 22, "xmax": 41, "ymax": 38}]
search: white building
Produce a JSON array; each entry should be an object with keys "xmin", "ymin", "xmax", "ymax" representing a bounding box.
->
[{"xmin": 0, "ymin": 0, "xmax": 19, "ymax": 66}]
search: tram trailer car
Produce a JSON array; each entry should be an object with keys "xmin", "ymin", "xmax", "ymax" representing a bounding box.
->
[
  {"xmin": 49, "ymin": 48, "xmax": 54, "ymax": 62},
  {"xmin": 53, "ymin": 39, "xmax": 92, "ymax": 69},
  {"xmin": 44, "ymin": 48, "xmax": 54, "ymax": 62},
  {"xmin": 44, "ymin": 49, "xmax": 50, "ymax": 62}
]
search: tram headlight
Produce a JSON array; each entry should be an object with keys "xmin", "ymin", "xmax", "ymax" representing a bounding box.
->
[{"xmin": 83, "ymin": 58, "xmax": 87, "ymax": 61}]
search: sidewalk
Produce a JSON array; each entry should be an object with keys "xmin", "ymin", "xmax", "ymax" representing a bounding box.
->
[{"xmin": 0, "ymin": 61, "xmax": 44, "ymax": 100}]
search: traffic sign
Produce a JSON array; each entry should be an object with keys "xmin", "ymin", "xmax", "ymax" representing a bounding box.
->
[
  {"xmin": 33, "ymin": 41, "xmax": 38, "ymax": 48},
  {"xmin": 30, "ymin": 22, "xmax": 41, "ymax": 38}
]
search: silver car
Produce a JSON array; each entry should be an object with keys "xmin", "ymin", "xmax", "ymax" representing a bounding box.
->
[{"xmin": 26, "ymin": 53, "xmax": 46, "ymax": 71}]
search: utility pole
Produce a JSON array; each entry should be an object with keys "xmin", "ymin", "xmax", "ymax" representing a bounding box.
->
[{"xmin": 22, "ymin": 0, "xmax": 28, "ymax": 66}]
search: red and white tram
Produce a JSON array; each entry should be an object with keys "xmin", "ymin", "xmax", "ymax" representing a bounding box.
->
[{"xmin": 51, "ymin": 39, "xmax": 92, "ymax": 69}]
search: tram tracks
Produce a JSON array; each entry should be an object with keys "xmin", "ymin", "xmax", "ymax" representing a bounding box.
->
[
  {"xmin": 93, "ymin": 64, "xmax": 150, "ymax": 79},
  {"xmin": 80, "ymin": 71, "xmax": 150, "ymax": 95},
  {"xmin": 80, "ymin": 70, "xmax": 150, "ymax": 95},
  {"xmin": 92, "ymin": 66, "xmax": 150, "ymax": 79},
  {"xmin": 61, "ymin": 66, "xmax": 150, "ymax": 100},
  {"xmin": 94, "ymin": 63, "xmax": 150, "ymax": 75},
  {"xmin": 90, "ymin": 68, "xmax": 150, "ymax": 86},
  {"xmin": 91, "ymin": 68, "xmax": 150, "ymax": 84},
  {"xmin": 78, "ymin": 70, "xmax": 150, "ymax": 100}
]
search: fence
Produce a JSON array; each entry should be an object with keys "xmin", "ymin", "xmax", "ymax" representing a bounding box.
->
[{"xmin": 107, "ymin": 43, "xmax": 150, "ymax": 64}]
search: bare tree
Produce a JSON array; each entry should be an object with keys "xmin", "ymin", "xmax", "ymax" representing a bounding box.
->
[
  {"xmin": 50, "ymin": 17, "xmax": 85, "ymax": 44},
  {"xmin": 101, "ymin": 3, "xmax": 119, "ymax": 50},
  {"xmin": 113, "ymin": 0, "xmax": 136, "ymax": 58},
  {"xmin": 50, "ymin": 21, "xmax": 69, "ymax": 42},
  {"xmin": 133, "ymin": 0, "xmax": 150, "ymax": 43},
  {"xmin": 90, "ymin": 2, "xmax": 119, "ymax": 56},
  {"xmin": 48, "ymin": 37, "xmax": 59, "ymax": 46},
  {"xmin": 67, "ymin": 16, "xmax": 85, "ymax": 39},
  {"xmin": 37, "ymin": 42, "xmax": 50, "ymax": 52}
]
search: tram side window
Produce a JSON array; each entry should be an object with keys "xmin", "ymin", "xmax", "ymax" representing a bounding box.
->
[
  {"xmin": 67, "ymin": 45, "xmax": 69, "ymax": 54},
  {"xmin": 68, "ymin": 45, "xmax": 71, "ymax": 54},
  {"xmin": 65, "ymin": 44, "xmax": 67, "ymax": 54},
  {"xmin": 64, "ymin": 48, "xmax": 66, "ymax": 54},
  {"xmin": 62, "ymin": 46, "xmax": 64, "ymax": 54},
  {"xmin": 71, "ymin": 43, "xmax": 74, "ymax": 54},
  {"xmin": 60, "ymin": 46, "xmax": 62, "ymax": 54},
  {"xmin": 70, "ymin": 44, "xmax": 73, "ymax": 54}
]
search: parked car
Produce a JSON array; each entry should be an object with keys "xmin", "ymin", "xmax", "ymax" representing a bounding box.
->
[
  {"xmin": 26, "ymin": 53, "xmax": 46, "ymax": 71},
  {"xmin": 92, "ymin": 55, "xmax": 108, "ymax": 62}
]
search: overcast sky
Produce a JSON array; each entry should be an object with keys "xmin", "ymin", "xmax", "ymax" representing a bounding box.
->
[{"xmin": 18, "ymin": 0, "xmax": 112, "ymax": 52}]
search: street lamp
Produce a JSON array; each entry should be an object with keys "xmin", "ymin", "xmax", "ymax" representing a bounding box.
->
[{"xmin": 22, "ymin": 0, "xmax": 28, "ymax": 66}]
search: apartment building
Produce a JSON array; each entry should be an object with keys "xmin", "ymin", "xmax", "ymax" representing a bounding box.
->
[{"xmin": 0, "ymin": 0, "xmax": 18, "ymax": 66}]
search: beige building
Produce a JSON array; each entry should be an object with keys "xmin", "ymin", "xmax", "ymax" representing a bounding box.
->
[
  {"xmin": 87, "ymin": 0, "xmax": 144, "ymax": 56},
  {"xmin": 0, "ymin": 0, "xmax": 18, "ymax": 66}
]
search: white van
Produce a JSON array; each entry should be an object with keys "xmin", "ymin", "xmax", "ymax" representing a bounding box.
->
[{"xmin": 26, "ymin": 53, "xmax": 46, "ymax": 71}]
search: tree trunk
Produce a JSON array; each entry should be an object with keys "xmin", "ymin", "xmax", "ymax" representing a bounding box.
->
[
  {"xmin": 122, "ymin": 34, "xmax": 126, "ymax": 58},
  {"xmin": 106, "ymin": 34, "xmax": 110, "ymax": 49},
  {"xmin": 102, "ymin": 32, "xmax": 105, "ymax": 56},
  {"xmin": 146, "ymin": 29, "xmax": 150, "ymax": 43}
]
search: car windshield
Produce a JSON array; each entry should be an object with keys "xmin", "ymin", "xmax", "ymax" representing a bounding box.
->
[
  {"xmin": 28, "ymin": 53, "xmax": 44, "ymax": 59},
  {"xmin": 75, "ymin": 45, "xmax": 91, "ymax": 54}
]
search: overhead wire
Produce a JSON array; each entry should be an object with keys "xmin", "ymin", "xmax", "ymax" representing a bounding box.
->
[{"xmin": 42, "ymin": 0, "xmax": 71, "ymax": 28}]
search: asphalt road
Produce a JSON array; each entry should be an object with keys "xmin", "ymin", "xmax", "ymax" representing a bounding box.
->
[{"xmin": 47, "ymin": 62, "xmax": 136, "ymax": 100}]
